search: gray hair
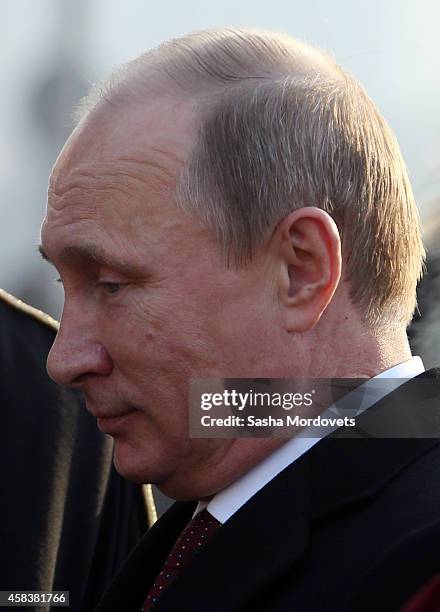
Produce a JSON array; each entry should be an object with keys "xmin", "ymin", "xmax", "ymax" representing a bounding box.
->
[{"xmin": 77, "ymin": 27, "xmax": 425, "ymax": 330}]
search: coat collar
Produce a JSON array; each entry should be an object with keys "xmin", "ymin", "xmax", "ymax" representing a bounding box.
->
[
  {"xmin": 156, "ymin": 455, "xmax": 311, "ymax": 611},
  {"xmin": 310, "ymin": 368, "xmax": 440, "ymax": 518}
]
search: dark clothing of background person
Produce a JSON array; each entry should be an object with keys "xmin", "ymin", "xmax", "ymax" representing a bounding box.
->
[{"xmin": 0, "ymin": 289, "xmax": 155, "ymax": 612}]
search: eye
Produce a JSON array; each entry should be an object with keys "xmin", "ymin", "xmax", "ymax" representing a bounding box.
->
[{"xmin": 98, "ymin": 281, "xmax": 123, "ymax": 295}]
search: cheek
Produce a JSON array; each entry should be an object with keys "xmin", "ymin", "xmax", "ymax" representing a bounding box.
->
[
  {"xmin": 98, "ymin": 279, "xmax": 247, "ymax": 381},
  {"xmin": 101, "ymin": 302, "xmax": 209, "ymax": 382}
]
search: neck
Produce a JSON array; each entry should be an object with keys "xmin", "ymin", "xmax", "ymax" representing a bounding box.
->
[{"xmin": 303, "ymin": 305, "xmax": 413, "ymax": 378}]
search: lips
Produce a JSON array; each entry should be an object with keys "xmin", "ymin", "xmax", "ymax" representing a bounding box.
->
[
  {"xmin": 85, "ymin": 400, "xmax": 135, "ymax": 420},
  {"xmin": 96, "ymin": 410, "xmax": 137, "ymax": 434},
  {"xmin": 91, "ymin": 408, "xmax": 134, "ymax": 419}
]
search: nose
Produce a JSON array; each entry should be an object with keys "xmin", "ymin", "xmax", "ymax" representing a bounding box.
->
[{"xmin": 47, "ymin": 312, "xmax": 113, "ymax": 388}]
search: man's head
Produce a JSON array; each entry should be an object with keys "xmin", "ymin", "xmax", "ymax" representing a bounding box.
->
[{"xmin": 40, "ymin": 28, "xmax": 424, "ymax": 499}]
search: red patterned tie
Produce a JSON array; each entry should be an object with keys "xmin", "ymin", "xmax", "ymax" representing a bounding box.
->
[{"xmin": 143, "ymin": 509, "xmax": 221, "ymax": 610}]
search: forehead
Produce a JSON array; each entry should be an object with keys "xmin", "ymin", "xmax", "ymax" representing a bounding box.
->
[
  {"xmin": 49, "ymin": 96, "xmax": 196, "ymax": 196},
  {"xmin": 43, "ymin": 96, "xmax": 200, "ymax": 255}
]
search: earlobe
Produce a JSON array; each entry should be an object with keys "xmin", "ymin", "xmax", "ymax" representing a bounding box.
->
[{"xmin": 276, "ymin": 208, "xmax": 342, "ymax": 332}]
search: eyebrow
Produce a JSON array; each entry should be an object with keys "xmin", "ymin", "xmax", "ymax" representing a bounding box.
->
[{"xmin": 38, "ymin": 243, "xmax": 144, "ymax": 277}]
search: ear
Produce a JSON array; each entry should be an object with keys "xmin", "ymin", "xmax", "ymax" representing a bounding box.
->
[{"xmin": 275, "ymin": 207, "xmax": 342, "ymax": 332}]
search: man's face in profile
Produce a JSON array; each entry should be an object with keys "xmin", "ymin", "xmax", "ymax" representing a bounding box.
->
[{"xmin": 40, "ymin": 98, "xmax": 283, "ymax": 498}]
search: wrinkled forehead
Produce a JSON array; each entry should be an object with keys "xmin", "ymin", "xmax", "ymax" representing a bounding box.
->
[
  {"xmin": 42, "ymin": 97, "xmax": 209, "ymax": 266},
  {"xmin": 49, "ymin": 96, "xmax": 197, "ymax": 197}
]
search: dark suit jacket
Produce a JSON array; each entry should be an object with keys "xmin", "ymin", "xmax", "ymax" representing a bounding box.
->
[
  {"xmin": 0, "ymin": 291, "xmax": 151, "ymax": 612},
  {"xmin": 95, "ymin": 370, "xmax": 440, "ymax": 612}
]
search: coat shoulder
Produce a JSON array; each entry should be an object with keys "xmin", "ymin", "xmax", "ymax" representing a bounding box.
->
[{"xmin": 0, "ymin": 288, "xmax": 59, "ymax": 332}]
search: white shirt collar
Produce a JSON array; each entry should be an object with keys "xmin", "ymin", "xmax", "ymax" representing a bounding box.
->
[{"xmin": 196, "ymin": 356, "xmax": 425, "ymax": 523}]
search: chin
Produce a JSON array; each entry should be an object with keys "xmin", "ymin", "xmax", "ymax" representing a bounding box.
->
[
  {"xmin": 112, "ymin": 454, "xmax": 149, "ymax": 483},
  {"xmin": 112, "ymin": 438, "xmax": 176, "ymax": 486},
  {"xmin": 112, "ymin": 446, "xmax": 199, "ymax": 500},
  {"xmin": 155, "ymin": 479, "xmax": 203, "ymax": 502}
]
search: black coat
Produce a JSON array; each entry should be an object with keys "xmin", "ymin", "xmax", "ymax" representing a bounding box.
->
[
  {"xmin": 95, "ymin": 370, "xmax": 440, "ymax": 612},
  {"xmin": 0, "ymin": 290, "xmax": 153, "ymax": 612}
]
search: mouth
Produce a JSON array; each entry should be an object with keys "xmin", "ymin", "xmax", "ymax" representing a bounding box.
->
[
  {"xmin": 96, "ymin": 410, "xmax": 137, "ymax": 434},
  {"xmin": 85, "ymin": 401, "xmax": 137, "ymax": 433}
]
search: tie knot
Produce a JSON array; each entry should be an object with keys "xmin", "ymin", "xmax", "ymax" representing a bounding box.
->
[
  {"xmin": 183, "ymin": 508, "xmax": 221, "ymax": 540},
  {"xmin": 164, "ymin": 509, "xmax": 221, "ymax": 572}
]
